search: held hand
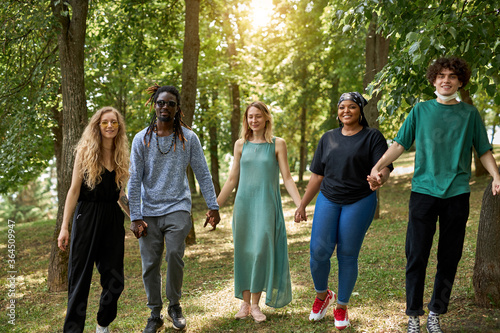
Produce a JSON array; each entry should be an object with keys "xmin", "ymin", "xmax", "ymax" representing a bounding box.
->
[
  {"xmin": 204, "ymin": 210, "xmax": 221, "ymax": 231},
  {"xmin": 492, "ymin": 178, "xmax": 500, "ymax": 196},
  {"xmin": 58, "ymin": 229, "xmax": 70, "ymax": 251},
  {"xmin": 294, "ymin": 206, "xmax": 307, "ymax": 223},
  {"xmin": 367, "ymin": 174, "xmax": 384, "ymax": 191},
  {"xmin": 369, "ymin": 167, "xmax": 383, "ymax": 183},
  {"xmin": 130, "ymin": 220, "xmax": 148, "ymax": 239}
]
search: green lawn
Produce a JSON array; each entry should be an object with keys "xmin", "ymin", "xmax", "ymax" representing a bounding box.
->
[{"xmin": 1, "ymin": 150, "xmax": 500, "ymax": 332}]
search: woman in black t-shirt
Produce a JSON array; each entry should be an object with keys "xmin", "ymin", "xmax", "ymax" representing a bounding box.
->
[{"xmin": 295, "ymin": 92, "xmax": 392, "ymax": 330}]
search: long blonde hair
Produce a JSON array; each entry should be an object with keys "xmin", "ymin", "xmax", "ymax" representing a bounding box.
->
[
  {"xmin": 75, "ymin": 106, "xmax": 130, "ymax": 190},
  {"xmin": 241, "ymin": 101, "xmax": 273, "ymax": 143}
]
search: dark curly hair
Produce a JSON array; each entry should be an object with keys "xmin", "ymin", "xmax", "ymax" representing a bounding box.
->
[{"xmin": 426, "ymin": 57, "xmax": 471, "ymax": 88}]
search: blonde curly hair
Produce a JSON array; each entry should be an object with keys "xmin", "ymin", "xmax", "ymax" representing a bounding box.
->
[{"xmin": 75, "ymin": 106, "xmax": 129, "ymax": 190}]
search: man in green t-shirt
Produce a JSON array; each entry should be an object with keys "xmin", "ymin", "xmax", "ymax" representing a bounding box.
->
[{"xmin": 369, "ymin": 57, "xmax": 500, "ymax": 333}]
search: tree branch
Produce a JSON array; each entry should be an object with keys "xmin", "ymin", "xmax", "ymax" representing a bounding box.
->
[{"xmin": 0, "ymin": 41, "xmax": 58, "ymax": 100}]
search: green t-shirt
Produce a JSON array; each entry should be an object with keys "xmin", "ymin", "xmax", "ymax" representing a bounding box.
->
[{"xmin": 394, "ymin": 99, "xmax": 491, "ymax": 198}]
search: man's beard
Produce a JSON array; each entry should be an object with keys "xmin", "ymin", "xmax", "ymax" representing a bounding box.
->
[{"xmin": 158, "ymin": 115, "xmax": 173, "ymax": 122}]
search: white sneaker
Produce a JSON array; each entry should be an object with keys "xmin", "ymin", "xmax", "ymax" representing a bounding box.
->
[
  {"xmin": 426, "ymin": 313, "xmax": 443, "ymax": 333},
  {"xmin": 408, "ymin": 316, "xmax": 420, "ymax": 333},
  {"xmin": 334, "ymin": 307, "xmax": 350, "ymax": 330},
  {"xmin": 96, "ymin": 324, "xmax": 110, "ymax": 333},
  {"xmin": 308, "ymin": 290, "xmax": 335, "ymax": 321}
]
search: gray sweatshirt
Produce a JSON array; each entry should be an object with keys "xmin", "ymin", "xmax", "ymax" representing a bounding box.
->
[{"xmin": 128, "ymin": 126, "xmax": 219, "ymax": 221}]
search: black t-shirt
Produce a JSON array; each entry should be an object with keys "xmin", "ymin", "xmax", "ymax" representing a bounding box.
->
[{"xmin": 310, "ymin": 127, "xmax": 392, "ymax": 204}]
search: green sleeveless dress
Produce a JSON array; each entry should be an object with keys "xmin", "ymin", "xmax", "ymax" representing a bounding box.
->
[{"xmin": 232, "ymin": 138, "xmax": 292, "ymax": 308}]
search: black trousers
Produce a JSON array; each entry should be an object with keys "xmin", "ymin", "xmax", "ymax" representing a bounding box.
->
[
  {"xmin": 63, "ymin": 201, "xmax": 125, "ymax": 332},
  {"xmin": 405, "ymin": 192, "xmax": 470, "ymax": 316}
]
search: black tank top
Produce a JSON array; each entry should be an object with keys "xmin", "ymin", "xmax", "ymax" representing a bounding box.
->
[{"xmin": 78, "ymin": 169, "xmax": 120, "ymax": 203}]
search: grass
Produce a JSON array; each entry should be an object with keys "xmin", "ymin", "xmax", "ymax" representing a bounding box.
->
[{"xmin": 1, "ymin": 149, "xmax": 500, "ymax": 332}]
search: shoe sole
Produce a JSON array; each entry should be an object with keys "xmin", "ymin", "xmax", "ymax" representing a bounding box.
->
[
  {"xmin": 251, "ymin": 314, "xmax": 266, "ymax": 323},
  {"xmin": 166, "ymin": 314, "xmax": 186, "ymax": 331},
  {"xmin": 426, "ymin": 328, "xmax": 442, "ymax": 333},
  {"xmin": 142, "ymin": 324, "xmax": 164, "ymax": 333},
  {"xmin": 335, "ymin": 322, "xmax": 350, "ymax": 330},
  {"xmin": 235, "ymin": 315, "xmax": 248, "ymax": 320},
  {"xmin": 309, "ymin": 306, "xmax": 331, "ymax": 321}
]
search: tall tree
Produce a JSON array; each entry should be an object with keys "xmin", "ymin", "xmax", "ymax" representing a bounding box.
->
[
  {"xmin": 363, "ymin": 12, "xmax": 390, "ymax": 219},
  {"xmin": 181, "ymin": 0, "xmax": 200, "ymax": 128},
  {"xmin": 47, "ymin": 0, "xmax": 89, "ymax": 292},
  {"xmin": 363, "ymin": 12, "xmax": 390, "ymax": 130},
  {"xmin": 474, "ymin": 180, "xmax": 500, "ymax": 308},
  {"xmin": 221, "ymin": 9, "xmax": 242, "ymax": 150},
  {"xmin": 182, "ymin": 0, "xmax": 201, "ymax": 244}
]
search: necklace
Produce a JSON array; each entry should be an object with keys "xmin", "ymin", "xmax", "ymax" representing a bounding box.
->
[{"xmin": 155, "ymin": 127, "xmax": 175, "ymax": 155}]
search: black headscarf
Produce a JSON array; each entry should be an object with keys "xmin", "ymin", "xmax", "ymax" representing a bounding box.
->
[{"xmin": 337, "ymin": 92, "xmax": 370, "ymax": 127}]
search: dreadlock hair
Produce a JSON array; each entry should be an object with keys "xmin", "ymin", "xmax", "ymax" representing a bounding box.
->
[{"xmin": 143, "ymin": 84, "xmax": 191, "ymax": 151}]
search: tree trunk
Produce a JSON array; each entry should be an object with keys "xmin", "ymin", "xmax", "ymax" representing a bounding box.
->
[
  {"xmin": 461, "ymin": 88, "xmax": 488, "ymax": 176},
  {"xmin": 299, "ymin": 105, "xmax": 307, "ymax": 182},
  {"xmin": 363, "ymin": 13, "xmax": 390, "ymax": 129},
  {"xmin": 181, "ymin": 0, "xmax": 200, "ymax": 128},
  {"xmin": 490, "ymin": 114, "xmax": 498, "ymax": 145},
  {"xmin": 221, "ymin": 11, "xmax": 241, "ymax": 150},
  {"xmin": 330, "ymin": 76, "xmax": 340, "ymax": 122},
  {"xmin": 473, "ymin": 178, "xmax": 500, "ymax": 307},
  {"xmin": 364, "ymin": 13, "xmax": 390, "ymax": 219},
  {"xmin": 210, "ymin": 91, "xmax": 221, "ymax": 195},
  {"xmin": 230, "ymin": 82, "xmax": 241, "ymax": 150},
  {"xmin": 48, "ymin": 0, "xmax": 89, "ymax": 292},
  {"xmin": 209, "ymin": 125, "xmax": 221, "ymax": 195},
  {"xmin": 181, "ymin": 0, "xmax": 200, "ymax": 245}
]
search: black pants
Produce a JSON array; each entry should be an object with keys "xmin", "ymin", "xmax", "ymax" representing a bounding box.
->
[
  {"xmin": 63, "ymin": 201, "xmax": 125, "ymax": 332},
  {"xmin": 405, "ymin": 192, "xmax": 470, "ymax": 316}
]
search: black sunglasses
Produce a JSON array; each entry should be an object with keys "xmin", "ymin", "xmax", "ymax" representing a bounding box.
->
[{"xmin": 156, "ymin": 100, "xmax": 177, "ymax": 108}]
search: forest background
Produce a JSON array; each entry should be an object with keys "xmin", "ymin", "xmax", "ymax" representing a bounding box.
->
[{"xmin": 0, "ymin": 0, "xmax": 499, "ymax": 331}]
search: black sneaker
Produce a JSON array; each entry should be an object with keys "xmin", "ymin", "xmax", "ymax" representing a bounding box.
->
[
  {"xmin": 143, "ymin": 315, "xmax": 164, "ymax": 333},
  {"xmin": 408, "ymin": 316, "xmax": 420, "ymax": 333},
  {"xmin": 167, "ymin": 304, "xmax": 187, "ymax": 331},
  {"xmin": 426, "ymin": 313, "xmax": 443, "ymax": 333}
]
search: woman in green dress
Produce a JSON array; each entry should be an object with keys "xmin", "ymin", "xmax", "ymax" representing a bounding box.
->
[{"xmin": 217, "ymin": 101, "xmax": 301, "ymax": 323}]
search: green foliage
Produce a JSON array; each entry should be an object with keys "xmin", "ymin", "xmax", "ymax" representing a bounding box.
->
[
  {"xmin": 0, "ymin": 0, "xmax": 60, "ymax": 194},
  {"xmin": 10, "ymin": 0, "xmax": 499, "ymax": 198},
  {"xmin": 0, "ymin": 0, "xmax": 371, "ymax": 194},
  {"xmin": 337, "ymin": 0, "xmax": 500, "ymax": 137},
  {"xmin": 253, "ymin": 0, "xmax": 366, "ymax": 164},
  {"xmin": 85, "ymin": 0, "xmax": 185, "ymax": 137},
  {"xmin": 0, "ymin": 168, "xmax": 57, "ymax": 222}
]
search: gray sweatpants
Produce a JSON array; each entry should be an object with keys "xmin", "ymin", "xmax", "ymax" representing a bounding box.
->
[{"xmin": 139, "ymin": 211, "xmax": 192, "ymax": 318}]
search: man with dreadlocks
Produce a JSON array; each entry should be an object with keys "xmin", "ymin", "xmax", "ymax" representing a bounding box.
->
[{"xmin": 128, "ymin": 84, "xmax": 220, "ymax": 332}]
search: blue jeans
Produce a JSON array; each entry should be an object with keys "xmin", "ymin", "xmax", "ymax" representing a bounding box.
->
[{"xmin": 310, "ymin": 191, "xmax": 377, "ymax": 305}]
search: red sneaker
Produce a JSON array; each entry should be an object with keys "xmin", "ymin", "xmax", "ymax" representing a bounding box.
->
[
  {"xmin": 309, "ymin": 290, "xmax": 335, "ymax": 321},
  {"xmin": 334, "ymin": 307, "xmax": 350, "ymax": 330}
]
